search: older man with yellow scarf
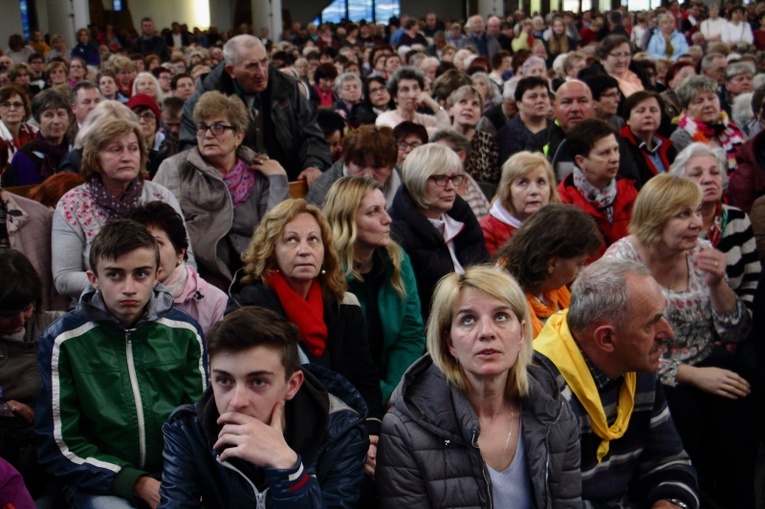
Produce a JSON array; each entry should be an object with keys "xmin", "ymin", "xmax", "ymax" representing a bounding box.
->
[{"xmin": 534, "ymin": 258, "xmax": 699, "ymax": 509}]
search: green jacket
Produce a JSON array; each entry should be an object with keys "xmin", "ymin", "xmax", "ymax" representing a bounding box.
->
[
  {"xmin": 347, "ymin": 249, "xmax": 425, "ymax": 403},
  {"xmin": 35, "ymin": 287, "xmax": 208, "ymax": 499}
]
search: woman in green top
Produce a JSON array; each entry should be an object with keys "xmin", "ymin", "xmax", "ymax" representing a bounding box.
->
[{"xmin": 323, "ymin": 176, "xmax": 426, "ymax": 405}]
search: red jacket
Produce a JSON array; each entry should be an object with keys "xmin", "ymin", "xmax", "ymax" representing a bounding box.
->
[
  {"xmin": 730, "ymin": 129, "xmax": 765, "ymax": 213},
  {"xmin": 479, "ymin": 213, "xmax": 518, "ymax": 256},
  {"xmin": 557, "ymin": 174, "xmax": 638, "ymax": 258}
]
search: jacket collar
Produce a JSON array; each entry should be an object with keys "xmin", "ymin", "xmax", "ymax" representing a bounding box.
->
[{"xmin": 76, "ymin": 284, "xmax": 175, "ymax": 329}]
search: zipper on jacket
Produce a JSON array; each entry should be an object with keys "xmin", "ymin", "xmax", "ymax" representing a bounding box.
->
[
  {"xmin": 471, "ymin": 428, "xmax": 494, "ymax": 509},
  {"xmin": 218, "ymin": 456, "xmax": 269, "ymax": 508},
  {"xmin": 542, "ymin": 402, "xmax": 565, "ymax": 509},
  {"xmin": 125, "ymin": 331, "xmax": 147, "ymax": 469}
]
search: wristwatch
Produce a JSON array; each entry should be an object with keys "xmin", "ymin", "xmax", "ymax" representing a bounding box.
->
[{"xmin": 663, "ymin": 499, "xmax": 689, "ymax": 509}]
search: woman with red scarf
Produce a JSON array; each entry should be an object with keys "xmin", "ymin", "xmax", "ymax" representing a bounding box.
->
[
  {"xmin": 228, "ymin": 198, "xmax": 383, "ymax": 473},
  {"xmin": 670, "ymin": 75, "xmax": 745, "ymax": 178}
]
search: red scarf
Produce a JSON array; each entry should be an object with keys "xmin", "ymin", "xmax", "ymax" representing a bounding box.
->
[{"xmin": 265, "ymin": 271, "xmax": 328, "ymax": 357}]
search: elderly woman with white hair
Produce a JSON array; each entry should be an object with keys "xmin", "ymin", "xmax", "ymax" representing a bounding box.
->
[
  {"xmin": 333, "ymin": 72, "xmax": 364, "ymax": 128},
  {"xmin": 521, "ymin": 56, "xmax": 547, "ymax": 78},
  {"xmin": 388, "ymin": 143, "xmax": 489, "ymax": 320},
  {"xmin": 669, "ymin": 142, "xmax": 760, "ymax": 310},
  {"xmin": 670, "ymin": 75, "xmax": 746, "ymax": 176}
]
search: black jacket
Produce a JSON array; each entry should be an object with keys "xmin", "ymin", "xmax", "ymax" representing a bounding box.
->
[
  {"xmin": 377, "ymin": 355, "xmax": 582, "ymax": 508},
  {"xmin": 388, "ymin": 187, "xmax": 489, "ymax": 321},
  {"xmin": 159, "ymin": 364, "xmax": 368, "ymax": 509},
  {"xmin": 227, "ymin": 277, "xmax": 383, "ymax": 431},
  {"xmin": 180, "ymin": 63, "xmax": 331, "ymax": 180}
]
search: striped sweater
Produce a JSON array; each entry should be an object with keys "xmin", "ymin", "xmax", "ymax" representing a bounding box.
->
[
  {"xmin": 713, "ymin": 205, "xmax": 761, "ymax": 310},
  {"xmin": 535, "ymin": 332, "xmax": 699, "ymax": 509}
]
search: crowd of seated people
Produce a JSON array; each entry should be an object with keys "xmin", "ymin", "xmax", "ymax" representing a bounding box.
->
[{"xmin": 3, "ymin": 5, "xmax": 765, "ymax": 507}]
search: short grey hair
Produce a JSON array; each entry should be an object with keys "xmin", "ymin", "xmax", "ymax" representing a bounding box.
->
[
  {"xmin": 522, "ymin": 56, "xmax": 546, "ymax": 76},
  {"xmin": 431, "ymin": 129, "xmax": 472, "ymax": 157},
  {"xmin": 471, "ymin": 72, "xmax": 502, "ymax": 106},
  {"xmin": 387, "ymin": 66, "xmax": 425, "ymax": 97},
  {"xmin": 334, "ymin": 72, "xmax": 362, "ymax": 95},
  {"xmin": 401, "ymin": 143, "xmax": 463, "ymax": 210},
  {"xmin": 700, "ymin": 52, "xmax": 725, "ymax": 71},
  {"xmin": 568, "ymin": 258, "xmax": 652, "ymax": 334},
  {"xmin": 503, "ymin": 77, "xmax": 521, "ymax": 99},
  {"xmin": 676, "ymin": 75, "xmax": 718, "ymax": 110},
  {"xmin": 223, "ymin": 35, "xmax": 265, "ymax": 66},
  {"xmin": 669, "ymin": 142, "xmax": 727, "ymax": 184},
  {"xmin": 726, "ymin": 61, "xmax": 755, "ymax": 81}
]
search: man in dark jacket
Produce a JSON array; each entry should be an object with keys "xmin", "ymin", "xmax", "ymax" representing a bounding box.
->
[
  {"xmin": 130, "ymin": 18, "xmax": 170, "ymax": 61},
  {"xmin": 158, "ymin": 306, "xmax": 368, "ymax": 508},
  {"xmin": 180, "ymin": 34, "xmax": 331, "ymax": 184},
  {"xmin": 535, "ymin": 258, "xmax": 699, "ymax": 509}
]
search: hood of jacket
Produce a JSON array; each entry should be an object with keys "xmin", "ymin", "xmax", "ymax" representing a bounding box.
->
[{"xmin": 76, "ymin": 284, "xmax": 175, "ymax": 329}]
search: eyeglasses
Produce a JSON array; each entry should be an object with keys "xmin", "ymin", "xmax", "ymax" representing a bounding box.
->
[
  {"xmin": 138, "ymin": 112, "xmax": 156, "ymax": 122},
  {"xmin": 196, "ymin": 123, "xmax": 236, "ymax": 136},
  {"xmin": 398, "ymin": 141, "xmax": 422, "ymax": 150},
  {"xmin": 429, "ymin": 174, "xmax": 465, "ymax": 186},
  {"xmin": 369, "ymin": 86, "xmax": 386, "ymax": 94},
  {"xmin": 0, "ymin": 101, "xmax": 24, "ymax": 109}
]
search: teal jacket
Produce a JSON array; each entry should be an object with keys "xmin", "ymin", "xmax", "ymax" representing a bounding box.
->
[
  {"xmin": 347, "ymin": 249, "xmax": 425, "ymax": 404},
  {"xmin": 35, "ymin": 286, "xmax": 208, "ymax": 499}
]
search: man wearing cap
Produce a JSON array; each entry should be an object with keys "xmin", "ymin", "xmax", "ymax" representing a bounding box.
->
[{"xmin": 180, "ymin": 34, "xmax": 331, "ymax": 185}]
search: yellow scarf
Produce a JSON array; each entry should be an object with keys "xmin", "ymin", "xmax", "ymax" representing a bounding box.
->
[{"xmin": 535, "ymin": 310, "xmax": 636, "ymax": 462}]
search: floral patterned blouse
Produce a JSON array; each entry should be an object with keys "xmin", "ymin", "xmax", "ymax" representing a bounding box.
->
[{"xmin": 603, "ymin": 237, "xmax": 751, "ymax": 386}]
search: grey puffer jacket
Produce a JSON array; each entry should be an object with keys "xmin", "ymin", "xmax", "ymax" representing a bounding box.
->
[
  {"xmin": 377, "ymin": 355, "xmax": 582, "ymax": 509},
  {"xmin": 154, "ymin": 146, "xmax": 289, "ymax": 287}
]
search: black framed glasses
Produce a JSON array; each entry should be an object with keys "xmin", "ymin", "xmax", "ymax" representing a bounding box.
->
[
  {"xmin": 429, "ymin": 174, "xmax": 465, "ymax": 186},
  {"xmin": 196, "ymin": 124, "xmax": 236, "ymax": 136}
]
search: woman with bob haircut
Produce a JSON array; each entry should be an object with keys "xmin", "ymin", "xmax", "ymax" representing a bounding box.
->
[
  {"xmin": 670, "ymin": 75, "xmax": 745, "ymax": 176},
  {"xmin": 377, "ymin": 265, "xmax": 582, "ymax": 508},
  {"xmin": 52, "ymin": 116, "xmax": 189, "ymax": 300},
  {"xmin": 323, "ymin": 176, "xmax": 425, "ymax": 405},
  {"xmin": 580, "ymin": 35, "xmax": 650, "ymax": 102},
  {"xmin": 496, "ymin": 203, "xmax": 602, "ymax": 338},
  {"xmin": 228, "ymin": 198, "xmax": 383, "ymax": 468},
  {"xmin": 0, "ymin": 84, "xmax": 36, "ymax": 161},
  {"xmin": 480, "ymin": 151, "xmax": 560, "ymax": 255},
  {"xmin": 388, "ymin": 143, "xmax": 489, "ymax": 320},
  {"xmin": 354, "ymin": 75, "xmax": 394, "ymax": 126},
  {"xmin": 447, "ymin": 84, "xmax": 500, "ymax": 184},
  {"xmin": 155, "ymin": 90, "xmax": 289, "ymax": 289},
  {"xmin": 306, "ymin": 124, "xmax": 399, "ymax": 208},
  {"xmin": 0, "ymin": 249, "xmax": 64, "ymax": 498},
  {"xmin": 3, "ymin": 88, "xmax": 71, "ymax": 187},
  {"xmin": 669, "ymin": 143, "xmax": 760, "ymax": 310},
  {"xmin": 604, "ymin": 173, "xmax": 756, "ymax": 508},
  {"xmin": 128, "ymin": 201, "xmax": 227, "ymax": 336},
  {"xmin": 375, "ymin": 67, "xmax": 451, "ymax": 136}
]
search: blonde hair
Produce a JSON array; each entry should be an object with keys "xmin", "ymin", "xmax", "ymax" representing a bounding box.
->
[
  {"xmin": 80, "ymin": 117, "xmax": 147, "ymax": 181},
  {"xmin": 427, "ymin": 265, "xmax": 533, "ymax": 397},
  {"xmin": 75, "ymin": 100, "xmax": 137, "ymax": 149},
  {"xmin": 401, "ymin": 143, "xmax": 463, "ymax": 210},
  {"xmin": 322, "ymin": 176, "xmax": 406, "ymax": 297},
  {"xmin": 496, "ymin": 151, "xmax": 559, "ymax": 215},
  {"xmin": 629, "ymin": 173, "xmax": 703, "ymax": 245},
  {"xmin": 240, "ymin": 199, "xmax": 347, "ymax": 302}
]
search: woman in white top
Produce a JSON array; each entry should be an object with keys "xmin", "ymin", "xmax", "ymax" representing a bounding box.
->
[
  {"xmin": 722, "ymin": 5, "xmax": 753, "ymax": 46},
  {"xmin": 375, "ymin": 67, "xmax": 451, "ymax": 137},
  {"xmin": 700, "ymin": 4, "xmax": 725, "ymax": 42}
]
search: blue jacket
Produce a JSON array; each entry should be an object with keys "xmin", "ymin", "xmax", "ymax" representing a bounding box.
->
[
  {"xmin": 158, "ymin": 364, "xmax": 368, "ymax": 509},
  {"xmin": 646, "ymin": 31, "xmax": 689, "ymax": 62}
]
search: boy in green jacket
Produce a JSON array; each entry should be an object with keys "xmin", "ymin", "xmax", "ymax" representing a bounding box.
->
[{"xmin": 35, "ymin": 219, "xmax": 208, "ymax": 508}]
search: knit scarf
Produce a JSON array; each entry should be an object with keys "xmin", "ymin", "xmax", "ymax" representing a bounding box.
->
[
  {"xmin": 220, "ymin": 158, "xmax": 255, "ymax": 209},
  {"xmin": 34, "ymin": 132, "xmax": 69, "ymax": 181},
  {"xmin": 677, "ymin": 111, "xmax": 744, "ymax": 175},
  {"xmin": 572, "ymin": 166, "xmax": 617, "ymax": 224},
  {"xmin": 87, "ymin": 176, "xmax": 144, "ymax": 219},
  {"xmin": 526, "ymin": 287, "xmax": 570, "ymax": 338},
  {"xmin": 535, "ymin": 310, "xmax": 636, "ymax": 463},
  {"xmin": 264, "ymin": 271, "xmax": 328, "ymax": 357}
]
